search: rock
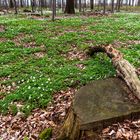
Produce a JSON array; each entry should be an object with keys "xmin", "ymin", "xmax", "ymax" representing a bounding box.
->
[{"xmin": 57, "ymin": 78, "xmax": 140, "ymax": 139}]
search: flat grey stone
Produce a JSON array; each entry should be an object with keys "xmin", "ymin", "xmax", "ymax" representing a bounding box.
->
[{"xmin": 73, "ymin": 78, "xmax": 140, "ymax": 130}]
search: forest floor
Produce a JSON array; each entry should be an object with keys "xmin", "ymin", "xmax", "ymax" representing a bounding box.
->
[{"xmin": 0, "ymin": 13, "xmax": 140, "ymax": 139}]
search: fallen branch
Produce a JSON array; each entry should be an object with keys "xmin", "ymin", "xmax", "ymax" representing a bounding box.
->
[{"xmin": 89, "ymin": 45, "xmax": 140, "ymax": 100}]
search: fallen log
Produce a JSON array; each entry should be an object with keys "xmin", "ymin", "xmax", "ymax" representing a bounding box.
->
[
  {"xmin": 88, "ymin": 45, "xmax": 140, "ymax": 100},
  {"xmin": 56, "ymin": 45, "xmax": 140, "ymax": 140}
]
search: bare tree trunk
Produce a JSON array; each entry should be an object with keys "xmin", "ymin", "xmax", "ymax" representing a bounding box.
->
[
  {"xmin": 90, "ymin": 0, "xmax": 94, "ymax": 11},
  {"xmin": 64, "ymin": 0, "xmax": 75, "ymax": 14},
  {"xmin": 4, "ymin": 0, "xmax": 8, "ymax": 13},
  {"xmin": 103, "ymin": 0, "xmax": 106, "ymax": 14},
  {"xmin": 138, "ymin": 0, "xmax": 140, "ymax": 6},
  {"xmin": 31, "ymin": 0, "xmax": 35, "ymax": 12},
  {"xmin": 9, "ymin": 0, "xmax": 14, "ymax": 8},
  {"xmin": 52, "ymin": 0, "xmax": 56, "ymax": 21},
  {"xmin": 111, "ymin": 0, "xmax": 114, "ymax": 13},
  {"xmin": 79, "ymin": 0, "xmax": 81, "ymax": 12},
  {"xmin": 118, "ymin": 0, "xmax": 121, "ymax": 11},
  {"xmin": 20, "ymin": 0, "xmax": 23, "ymax": 7},
  {"xmin": 129, "ymin": 0, "xmax": 131, "ymax": 6},
  {"xmin": 62, "ymin": 0, "xmax": 64, "ymax": 12},
  {"xmin": 120, "ymin": 0, "xmax": 123, "ymax": 7},
  {"xmin": 116, "ymin": 0, "xmax": 121, "ymax": 11},
  {"xmin": 97, "ymin": 0, "xmax": 101, "ymax": 11},
  {"xmin": 132, "ymin": 0, "xmax": 134, "ymax": 6},
  {"xmin": 126, "ymin": 0, "xmax": 128, "ymax": 10},
  {"xmin": 75, "ymin": 0, "xmax": 77, "ymax": 8},
  {"xmin": 84, "ymin": 0, "xmax": 86, "ymax": 9},
  {"xmin": 39, "ymin": 0, "xmax": 43, "ymax": 15},
  {"xmin": 13, "ymin": 0, "xmax": 17, "ymax": 14}
]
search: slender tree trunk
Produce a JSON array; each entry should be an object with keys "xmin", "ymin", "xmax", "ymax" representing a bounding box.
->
[
  {"xmin": 111, "ymin": 0, "xmax": 114, "ymax": 13},
  {"xmin": 97, "ymin": 0, "xmax": 101, "ymax": 11},
  {"xmin": 39, "ymin": 0, "xmax": 43, "ymax": 15},
  {"xmin": 79, "ymin": 0, "xmax": 81, "ymax": 12},
  {"xmin": 90, "ymin": 0, "xmax": 94, "ymax": 11},
  {"xmin": 103, "ymin": 0, "xmax": 106, "ymax": 14},
  {"xmin": 125, "ymin": 0, "xmax": 128, "ymax": 10},
  {"xmin": 27, "ymin": 0, "xmax": 29, "ymax": 7},
  {"xmin": 20, "ymin": 0, "xmax": 23, "ymax": 7},
  {"xmin": 31, "ymin": 0, "xmax": 35, "ymax": 12},
  {"xmin": 54, "ymin": 0, "xmax": 56, "ymax": 15},
  {"xmin": 75, "ymin": 0, "xmax": 77, "ymax": 8},
  {"xmin": 132, "ymin": 0, "xmax": 134, "ymax": 6},
  {"xmin": 62, "ymin": 0, "xmax": 64, "ymax": 12},
  {"xmin": 52, "ymin": 0, "xmax": 56, "ymax": 21},
  {"xmin": 117, "ymin": 0, "xmax": 121, "ymax": 12},
  {"xmin": 138, "ymin": 0, "xmax": 140, "ymax": 6},
  {"xmin": 84, "ymin": 0, "xmax": 86, "ymax": 10},
  {"xmin": 120, "ymin": 0, "xmax": 123, "ymax": 7},
  {"xmin": 13, "ymin": 0, "xmax": 17, "ymax": 14},
  {"xmin": 4, "ymin": 0, "xmax": 8, "ymax": 13},
  {"xmin": 129, "ymin": 0, "xmax": 131, "ymax": 6},
  {"xmin": 58, "ymin": 0, "xmax": 61, "ymax": 8},
  {"xmin": 115, "ymin": 0, "xmax": 118, "ymax": 10}
]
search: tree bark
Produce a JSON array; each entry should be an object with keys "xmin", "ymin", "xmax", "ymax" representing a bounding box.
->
[
  {"xmin": 90, "ymin": 0, "xmax": 94, "ymax": 11},
  {"xmin": 20, "ymin": 0, "xmax": 23, "ymax": 7},
  {"xmin": 88, "ymin": 45, "xmax": 140, "ymax": 100},
  {"xmin": 56, "ymin": 108, "xmax": 81, "ymax": 140},
  {"xmin": 52, "ymin": 0, "xmax": 56, "ymax": 21},
  {"xmin": 138, "ymin": 0, "xmax": 140, "ymax": 6},
  {"xmin": 79, "ymin": 0, "xmax": 81, "ymax": 12},
  {"xmin": 62, "ymin": 0, "xmax": 64, "ymax": 12},
  {"xmin": 39, "ymin": 0, "xmax": 43, "ymax": 15},
  {"xmin": 9, "ymin": 0, "xmax": 14, "ymax": 8},
  {"xmin": 64, "ymin": 0, "xmax": 75, "ymax": 14},
  {"xmin": 111, "ymin": 0, "xmax": 114, "ymax": 13},
  {"xmin": 31, "ymin": 0, "xmax": 35, "ymax": 12},
  {"xmin": 13, "ymin": 0, "xmax": 17, "ymax": 14},
  {"xmin": 75, "ymin": 0, "xmax": 77, "ymax": 8},
  {"xmin": 103, "ymin": 0, "xmax": 106, "ymax": 14}
]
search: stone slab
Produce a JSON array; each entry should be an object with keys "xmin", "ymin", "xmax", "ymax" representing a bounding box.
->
[{"xmin": 73, "ymin": 78, "xmax": 140, "ymax": 130}]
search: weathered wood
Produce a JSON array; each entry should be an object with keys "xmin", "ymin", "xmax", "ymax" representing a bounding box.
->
[
  {"xmin": 57, "ymin": 108, "xmax": 80, "ymax": 140},
  {"xmin": 56, "ymin": 45, "xmax": 140, "ymax": 140},
  {"xmin": 56, "ymin": 78, "xmax": 140, "ymax": 140},
  {"xmin": 89, "ymin": 45, "xmax": 140, "ymax": 100}
]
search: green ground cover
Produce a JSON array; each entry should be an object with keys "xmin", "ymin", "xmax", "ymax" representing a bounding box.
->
[{"xmin": 0, "ymin": 13, "xmax": 140, "ymax": 115}]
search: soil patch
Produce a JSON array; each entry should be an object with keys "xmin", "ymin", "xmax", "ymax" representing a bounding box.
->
[
  {"xmin": 63, "ymin": 44, "xmax": 87, "ymax": 61},
  {"xmin": 0, "ymin": 25, "xmax": 5, "ymax": 32},
  {"xmin": 13, "ymin": 34, "xmax": 37, "ymax": 48},
  {"xmin": 0, "ymin": 88, "xmax": 76, "ymax": 139},
  {"xmin": 0, "ymin": 37, "xmax": 7, "ymax": 42},
  {"xmin": 34, "ymin": 52, "xmax": 46, "ymax": 58}
]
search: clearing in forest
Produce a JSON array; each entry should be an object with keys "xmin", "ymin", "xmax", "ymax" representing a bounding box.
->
[
  {"xmin": 0, "ymin": 14, "xmax": 140, "ymax": 116},
  {"xmin": 0, "ymin": 13, "xmax": 140, "ymax": 139}
]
